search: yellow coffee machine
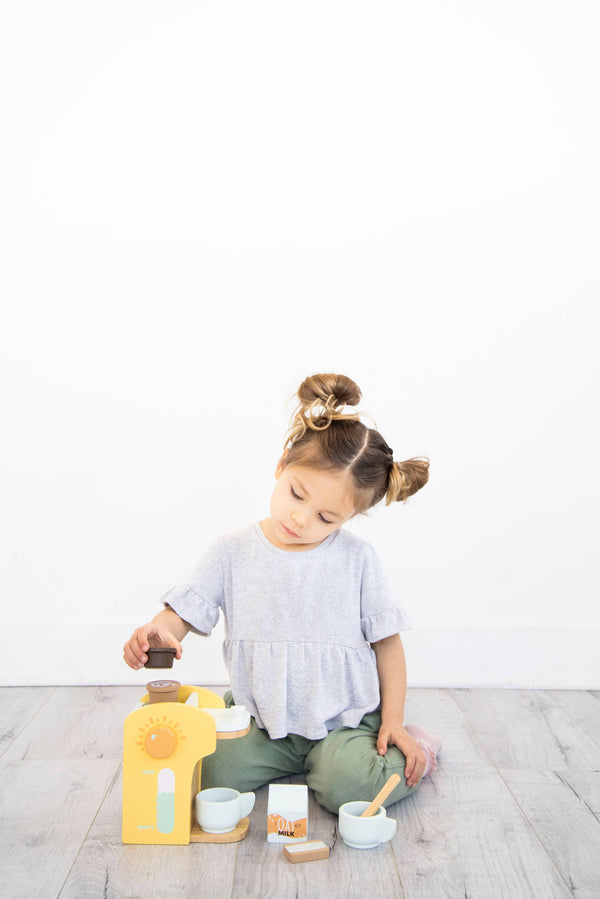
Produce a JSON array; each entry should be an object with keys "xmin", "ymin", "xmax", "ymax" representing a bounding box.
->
[{"xmin": 122, "ymin": 681, "xmax": 250, "ymax": 845}]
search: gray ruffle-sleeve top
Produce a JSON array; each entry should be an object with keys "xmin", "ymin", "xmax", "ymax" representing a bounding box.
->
[{"xmin": 162, "ymin": 522, "xmax": 411, "ymax": 740}]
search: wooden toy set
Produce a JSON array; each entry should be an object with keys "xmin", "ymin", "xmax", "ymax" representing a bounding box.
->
[
  {"xmin": 122, "ymin": 680, "xmax": 251, "ymax": 845},
  {"xmin": 122, "ymin": 671, "xmax": 399, "ymax": 860}
]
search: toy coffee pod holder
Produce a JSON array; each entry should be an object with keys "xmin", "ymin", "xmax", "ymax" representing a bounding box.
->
[
  {"xmin": 122, "ymin": 680, "xmax": 251, "ymax": 845},
  {"xmin": 337, "ymin": 773, "xmax": 400, "ymax": 850}
]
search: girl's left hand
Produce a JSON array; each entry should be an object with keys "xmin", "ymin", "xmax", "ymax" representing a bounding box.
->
[{"xmin": 376, "ymin": 720, "xmax": 426, "ymax": 788}]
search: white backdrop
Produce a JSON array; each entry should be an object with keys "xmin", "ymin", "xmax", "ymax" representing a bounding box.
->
[{"xmin": 1, "ymin": 2, "xmax": 598, "ymax": 688}]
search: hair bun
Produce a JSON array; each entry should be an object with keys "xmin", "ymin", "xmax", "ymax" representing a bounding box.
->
[
  {"xmin": 386, "ymin": 457, "xmax": 430, "ymax": 504},
  {"xmin": 297, "ymin": 373, "xmax": 361, "ymax": 410},
  {"xmin": 285, "ymin": 373, "xmax": 362, "ymax": 448}
]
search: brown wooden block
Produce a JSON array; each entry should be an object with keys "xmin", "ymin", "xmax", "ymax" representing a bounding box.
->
[{"xmin": 283, "ymin": 840, "xmax": 330, "ymax": 863}]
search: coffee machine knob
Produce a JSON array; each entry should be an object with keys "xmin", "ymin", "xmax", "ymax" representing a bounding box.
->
[{"xmin": 144, "ymin": 725, "xmax": 178, "ymax": 759}]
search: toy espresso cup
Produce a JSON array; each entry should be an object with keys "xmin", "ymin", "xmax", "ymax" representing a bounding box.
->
[
  {"xmin": 196, "ymin": 787, "xmax": 255, "ymax": 834},
  {"xmin": 338, "ymin": 801, "xmax": 397, "ymax": 849}
]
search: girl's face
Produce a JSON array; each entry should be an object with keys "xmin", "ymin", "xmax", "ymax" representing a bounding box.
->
[{"xmin": 263, "ymin": 462, "xmax": 356, "ymax": 551}]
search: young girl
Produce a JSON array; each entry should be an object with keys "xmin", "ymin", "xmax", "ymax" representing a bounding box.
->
[{"xmin": 123, "ymin": 373, "xmax": 440, "ymax": 814}]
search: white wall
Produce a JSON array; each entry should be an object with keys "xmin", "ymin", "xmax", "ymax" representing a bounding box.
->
[{"xmin": 1, "ymin": 2, "xmax": 598, "ymax": 688}]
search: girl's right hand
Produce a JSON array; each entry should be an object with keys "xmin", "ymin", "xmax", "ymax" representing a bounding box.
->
[{"xmin": 123, "ymin": 623, "xmax": 183, "ymax": 670}]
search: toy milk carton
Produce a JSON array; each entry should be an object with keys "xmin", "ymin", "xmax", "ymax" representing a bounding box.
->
[{"xmin": 267, "ymin": 784, "xmax": 308, "ymax": 843}]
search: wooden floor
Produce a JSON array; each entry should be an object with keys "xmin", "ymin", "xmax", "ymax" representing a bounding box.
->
[{"xmin": 1, "ymin": 687, "xmax": 599, "ymax": 898}]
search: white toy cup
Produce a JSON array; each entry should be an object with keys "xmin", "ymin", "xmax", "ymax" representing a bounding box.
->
[
  {"xmin": 196, "ymin": 787, "xmax": 255, "ymax": 834},
  {"xmin": 338, "ymin": 801, "xmax": 397, "ymax": 849}
]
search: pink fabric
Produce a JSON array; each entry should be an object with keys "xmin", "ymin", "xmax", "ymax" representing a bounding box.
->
[
  {"xmin": 418, "ymin": 742, "xmax": 438, "ymax": 777},
  {"xmin": 404, "ymin": 724, "xmax": 441, "ymax": 777}
]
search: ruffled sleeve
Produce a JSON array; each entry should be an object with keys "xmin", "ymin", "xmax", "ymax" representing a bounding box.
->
[
  {"xmin": 361, "ymin": 605, "xmax": 411, "ymax": 643},
  {"xmin": 359, "ymin": 543, "xmax": 411, "ymax": 642},
  {"xmin": 159, "ymin": 538, "xmax": 225, "ymax": 636},
  {"xmin": 161, "ymin": 584, "xmax": 221, "ymax": 636}
]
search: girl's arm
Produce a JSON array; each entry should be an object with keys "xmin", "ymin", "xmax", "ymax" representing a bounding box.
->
[
  {"xmin": 371, "ymin": 633, "xmax": 426, "ymax": 787},
  {"xmin": 123, "ymin": 606, "xmax": 191, "ymax": 670}
]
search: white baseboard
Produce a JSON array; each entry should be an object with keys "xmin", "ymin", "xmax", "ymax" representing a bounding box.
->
[
  {"xmin": 402, "ymin": 627, "xmax": 599, "ymax": 689},
  {"xmin": 2, "ymin": 623, "xmax": 598, "ymax": 689}
]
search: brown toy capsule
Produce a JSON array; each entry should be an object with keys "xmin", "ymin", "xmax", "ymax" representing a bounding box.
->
[
  {"xmin": 146, "ymin": 680, "xmax": 181, "ymax": 703},
  {"xmin": 144, "ymin": 647, "xmax": 177, "ymax": 668}
]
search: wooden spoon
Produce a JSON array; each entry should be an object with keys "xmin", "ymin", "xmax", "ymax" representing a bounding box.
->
[{"xmin": 360, "ymin": 773, "xmax": 401, "ymax": 817}]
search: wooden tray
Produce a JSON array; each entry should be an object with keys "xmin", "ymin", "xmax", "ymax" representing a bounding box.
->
[
  {"xmin": 216, "ymin": 724, "xmax": 251, "ymax": 740},
  {"xmin": 190, "ymin": 817, "xmax": 249, "ymax": 843}
]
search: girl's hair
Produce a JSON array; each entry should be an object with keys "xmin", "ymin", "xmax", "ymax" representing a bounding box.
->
[{"xmin": 282, "ymin": 373, "xmax": 430, "ymax": 514}]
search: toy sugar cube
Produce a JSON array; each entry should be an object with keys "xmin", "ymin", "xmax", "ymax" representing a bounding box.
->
[
  {"xmin": 284, "ymin": 840, "xmax": 330, "ymax": 863},
  {"xmin": 267, "ymin": 784, "xmax": 308, "ymax": 843}
]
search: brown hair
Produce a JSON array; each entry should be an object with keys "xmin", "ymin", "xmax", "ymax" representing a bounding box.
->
[{"xmin": 282, "ymin": 373, "xmax": 429, "ymax": 513}]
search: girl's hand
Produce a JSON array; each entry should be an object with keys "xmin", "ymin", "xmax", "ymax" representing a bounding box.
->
[
  {"xmin": 376, "ymin": 718, "xmax": 427, "ymax": 788},
  {"xmin": 123, "ymin": 623, "xmax": 183, "ymax": 670}
]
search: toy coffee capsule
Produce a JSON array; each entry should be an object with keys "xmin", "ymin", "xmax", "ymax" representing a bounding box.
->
[
  {"xmin": 144, "ymin": 647, "xmax": 177, "ymax": 668},
  {"xmin": 146, "ymin": 680, "xmax": 181, "ymax": 703}
]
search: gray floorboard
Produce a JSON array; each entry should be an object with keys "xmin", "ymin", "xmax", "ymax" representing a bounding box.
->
[{"xmin": 0, "ymin": 686, "xmax": 598, "ymax": 898}]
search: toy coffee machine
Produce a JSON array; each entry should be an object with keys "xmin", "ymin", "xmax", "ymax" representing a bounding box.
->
[{"xmin": 122, "ymin": 679, "xmax": 250, "ymax": 845}]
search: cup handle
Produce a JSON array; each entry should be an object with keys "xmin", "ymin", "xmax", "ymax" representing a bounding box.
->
[
  {"xmin": 240, "ymin": 792, "xmax": 255, "ymax": 818},
  {"xmin": 380, "ymin": 816, "xmax": 397, "ymax": 843}
]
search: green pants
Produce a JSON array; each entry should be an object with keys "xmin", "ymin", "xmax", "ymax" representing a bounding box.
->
[{"xmin": 200, "ymin": 692, "xmax": 418, "ymax": 815}]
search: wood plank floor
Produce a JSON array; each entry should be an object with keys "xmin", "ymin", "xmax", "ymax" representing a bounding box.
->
[{"xmin": 1, "ymin": 686, "xmax": 599, "ymax": 898}]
